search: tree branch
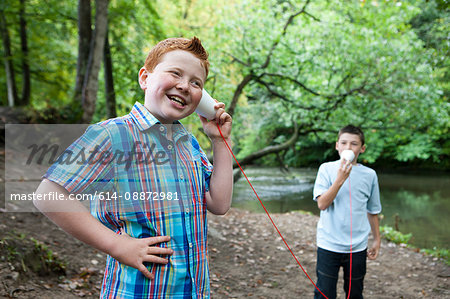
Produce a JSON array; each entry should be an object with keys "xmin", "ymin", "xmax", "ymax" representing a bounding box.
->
[
  {"xmin": 227, "ymin": 1, "xmax": 320, "ymax": 118},
  {"xmin": 228, "ymin": 73, "xmax": 253, "ymax": 117},
  {"xmin": 225, "ymin": 51, "xmax": 251, "ymax": 67},
  {"xmin": 261, "ymin": 0, "xmax": 313, "ymax": 69},
  {"xmin": 259, "ymin": 72, "xmax": 321, "ymax": 96},
  {"xmin": 235, "ymin": 122, "xmax": 300, "ymax": 167},
  {"xmin": 253, "ymin": 77, "xmax": 316, "ymax": 110}
]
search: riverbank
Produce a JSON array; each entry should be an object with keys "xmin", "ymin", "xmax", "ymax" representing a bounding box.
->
[
  {"xmin": 231, "ymin": 167, "xmax": 450, "ymax": 250},
  {"xmin": 0, "ymin": 208, "xmax": 448, "ymax": 298}
]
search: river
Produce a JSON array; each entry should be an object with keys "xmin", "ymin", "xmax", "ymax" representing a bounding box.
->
[{"xmin": 231, "ymin": 167, "xmax": 450, "ymax": 249}]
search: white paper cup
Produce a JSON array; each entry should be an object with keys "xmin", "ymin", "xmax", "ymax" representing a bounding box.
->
[
  {"xmin": 341, "ymin": 149, "xmax": 355, "ymax": 162},
  {"xmin": 195, "ymin": 89, "xmax": 217, "ymax": 120}
]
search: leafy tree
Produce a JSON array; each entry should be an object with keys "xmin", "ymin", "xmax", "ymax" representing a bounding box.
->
[
  {"xmin": 0, "ymin": 0, "xmax": 165, "ymax": 123},
  {"xmin": 92, "ymin": 0, "xmax": 165, "ymax": 122},
  {"xmin": 0, "ymin": 0, "xmax": 78, "ymax": 117},
  {"xmin": 409, "ymin": 0, "xmax": 450, "ymax": 168},
  {"xmin": 0, "ymin": 0, "xmax": 30, "ymax": 107},
  {"xmin": 1, "ymin": 0, "xmax": 447, "ymax": 169},
  {"xmin": 209, "ymin": 0, "xmax": 448, "ymax": 168}
]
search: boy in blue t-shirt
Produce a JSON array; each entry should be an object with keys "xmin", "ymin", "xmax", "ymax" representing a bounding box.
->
[{"xmin": 313, "ymin": 125, "xmax": 381, "ymax": 299}]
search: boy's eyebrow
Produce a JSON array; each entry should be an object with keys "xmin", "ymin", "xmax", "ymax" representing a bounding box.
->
[{"xmin": 339, "ymin": 139, "xmax": 360, "ymax": 144}]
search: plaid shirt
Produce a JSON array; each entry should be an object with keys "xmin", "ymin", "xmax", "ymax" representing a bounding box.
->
[{"xmin": 45, "ymin": 102, "xmax": 213, "ymax": 298}]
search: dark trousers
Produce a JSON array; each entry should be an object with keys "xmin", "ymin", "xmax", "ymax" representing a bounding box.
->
[{"xmin": 314, "ymin": 247, "xmax": 367, "ymax": 299}]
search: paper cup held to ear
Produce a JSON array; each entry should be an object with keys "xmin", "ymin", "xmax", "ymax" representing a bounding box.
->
[{"xmin": 195, "ymin": 89, "xmax": 217, "ymax": 120}]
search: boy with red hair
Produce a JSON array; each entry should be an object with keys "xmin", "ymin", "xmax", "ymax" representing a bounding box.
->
[{"xmin": 35, "ymin": 37, "xmax": 233, "ymax": 298}]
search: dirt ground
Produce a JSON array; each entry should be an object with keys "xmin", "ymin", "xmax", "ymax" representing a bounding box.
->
[{"xmin": 0, "ymin": 207, "xmax": 448, "ymax": 299}]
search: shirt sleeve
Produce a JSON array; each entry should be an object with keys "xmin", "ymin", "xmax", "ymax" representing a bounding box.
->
[
  {"xmin": 367, "ymin": 171, "xmax": 382, "ymax": 214},
  {"xmin": 313, "ymin": 163, "xmax": 331, "ymax": 201},
  {"xmin": 43, "ymin": 124, "xmax": 115, "ymax": 194}
]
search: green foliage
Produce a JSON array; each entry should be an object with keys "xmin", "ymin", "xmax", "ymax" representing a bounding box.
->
[
  {"xmin": 420, "ymin": 247, "xmax": 450, "ymax": 265},
  {"xmin": 1, "ymin": 0, "xmax": 448, "ymax": 169},
  {"xmin": 93, "ymin": 0, "xmax": 166, "ymax": 122},
  {"xmin": 30, "ymin": 237, "xmax": 67, "ymax": 275},
  {"xmin": 0, "ymin": 232, "xmax": 66, "ymax": 276},
  {"xmin": 380, "ymin": 225, "xmax": 449, "ymax": 265},
  {"xmin": 380, "ymin": 225, "xmax": 413, "ymax": 244},
  {"xmin": 208, "ymin": 0, "xmax": 449, "ymax": 167},
  {"xmin": 293, "ymin": 210, "xmax": 314, "ymax": 216},
  {"xmin": 0, "ymin": 0, "xmax": 167, "ymax": 121},
  {"xmin": 1, "ymin": 0, "xmax": 78, "ymax": 107}
]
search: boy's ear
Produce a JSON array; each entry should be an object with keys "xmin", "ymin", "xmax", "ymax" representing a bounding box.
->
[
  {"xmin": 360, "ymin": 144, "xmax": 366, "ymax": 153},
  {"xmin": 138, "ymin": 67, "xmax": 148, "ymax": 90},
  {"xmin": 335, "ymin": 141, "xmax": 339, "ymax": 151}
]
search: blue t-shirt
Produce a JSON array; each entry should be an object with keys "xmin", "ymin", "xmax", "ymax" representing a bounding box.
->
[{"xmin": 313, "ymin": 160, "xmax": 382, "ymax": 253}]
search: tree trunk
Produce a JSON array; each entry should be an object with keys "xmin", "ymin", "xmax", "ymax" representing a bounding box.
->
[
  {"xmin": 232, "ymin": 123, "xmax": 300, "ymax": 182},
  {"xmin": 19, "ymin": 0, "xmax": 30, "ymax": 106},
  {"xmin": 228, "ymin": 73, "xmax": 253, "ymax": 117},
  {"xmin": 104, "ymin": 29, "xmax": 116, "ymax": 118},
  {"xmin": 74, "ymin": 0, "xmax": 92, "ymax": 105},
  {"xmin": 0, "ymin": 10, "xmax": 18, "ymax": 107},
  {"xmin": 81, "ymin": 0, "xmax": 108, "ymax": 123}
]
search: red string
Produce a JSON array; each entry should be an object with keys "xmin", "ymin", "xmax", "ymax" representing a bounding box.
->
[
  {"xmin": 217, "ymin": 124, "xmax": 329, "ymax": 299},
  {"xmin": 347, "ymin": 176, "xmax": 353, "ymax": 299}
]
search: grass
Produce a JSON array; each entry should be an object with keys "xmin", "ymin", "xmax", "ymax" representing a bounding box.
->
[{"xmin": 0, "ymin": 231, "xmax": 66, "ymax": 276}]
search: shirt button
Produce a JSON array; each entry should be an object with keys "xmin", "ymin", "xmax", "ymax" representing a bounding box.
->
[
  {"xmin": 189, "ymin": 243, "xmax": 193, "ymax": 248},
  {"xmin": 167, "ymin": 144, "xmax": 173, "ymax": 150},
  {"xmin": 159, "ymin": 126, "xmax": 165, "ymax": 132},
  {"xmin": 180, "ymin": 174, "xmax": 184, "ymax": 180},
  {"xmin": 185, "ymin": 208, "xmax": 190, "ymax": 213}
]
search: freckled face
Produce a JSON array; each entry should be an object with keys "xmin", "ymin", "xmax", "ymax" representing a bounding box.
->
[{"xmin": 139, "ymin": 50, "xmax": 206, "ymax": 123}]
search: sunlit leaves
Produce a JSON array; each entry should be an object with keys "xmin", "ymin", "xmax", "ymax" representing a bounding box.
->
[{"xmin": 210, "ymin": 0, "xmax": 447, "ymax": 166}]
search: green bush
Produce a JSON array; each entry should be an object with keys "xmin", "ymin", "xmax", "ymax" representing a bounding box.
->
[
  {"xmin": 380, "ymin": 225, "xmax": 412, "ymax": 244},
  {"xmin": 380, "ymin": 225, "xmax": 449, "ymax": 265}
]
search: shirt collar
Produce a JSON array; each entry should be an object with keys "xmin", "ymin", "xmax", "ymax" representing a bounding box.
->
[
  {"xmin": 129, "ymin": 102, "xmax": 189, "ymax": 141},
  {"xmin": 129, "ymin": 101, "xmax": 160, "ymax": 131}
]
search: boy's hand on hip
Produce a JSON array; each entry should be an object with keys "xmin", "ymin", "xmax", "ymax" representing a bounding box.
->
[
  {"xmin": 109, "ymin": 232, "xmax": 173, "ymax": 280},
  {"xmin": 200, "ymin": 102, "xmax": 232, "ymax": 140}
]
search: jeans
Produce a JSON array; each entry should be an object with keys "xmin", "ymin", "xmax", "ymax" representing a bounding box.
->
[{"xmin": 314, "ymin": 247, "xmax": 367, "ymax": 299}]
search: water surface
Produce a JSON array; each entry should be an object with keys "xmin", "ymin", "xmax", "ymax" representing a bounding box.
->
[{"xmin": 231, "ymin": 167, "xmax": 450, "ymax": 249}]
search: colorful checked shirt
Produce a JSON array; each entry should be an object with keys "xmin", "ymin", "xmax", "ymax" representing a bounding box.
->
[{"xmin": 44, "ymin": 102, "xmax": 213, "ymax": 298}]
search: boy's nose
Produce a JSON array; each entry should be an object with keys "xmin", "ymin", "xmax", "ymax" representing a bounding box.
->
[{"xmin": 176, "ymin": 80, "xmax": 189, "ymax": 92}]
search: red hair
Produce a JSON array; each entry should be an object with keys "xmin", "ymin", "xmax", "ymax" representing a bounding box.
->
[{"xmin": 144, "ymin": 37, "xmax": 209, "ymax": 78}]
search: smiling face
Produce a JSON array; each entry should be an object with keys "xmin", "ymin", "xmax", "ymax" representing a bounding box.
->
[
  {"xmin": 336, "ymin": 133, "xmax": 366, "ymax": 164},
  {"xmin": 139, "ymin": 50, "xmax": 206, "ymax": 123}
]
